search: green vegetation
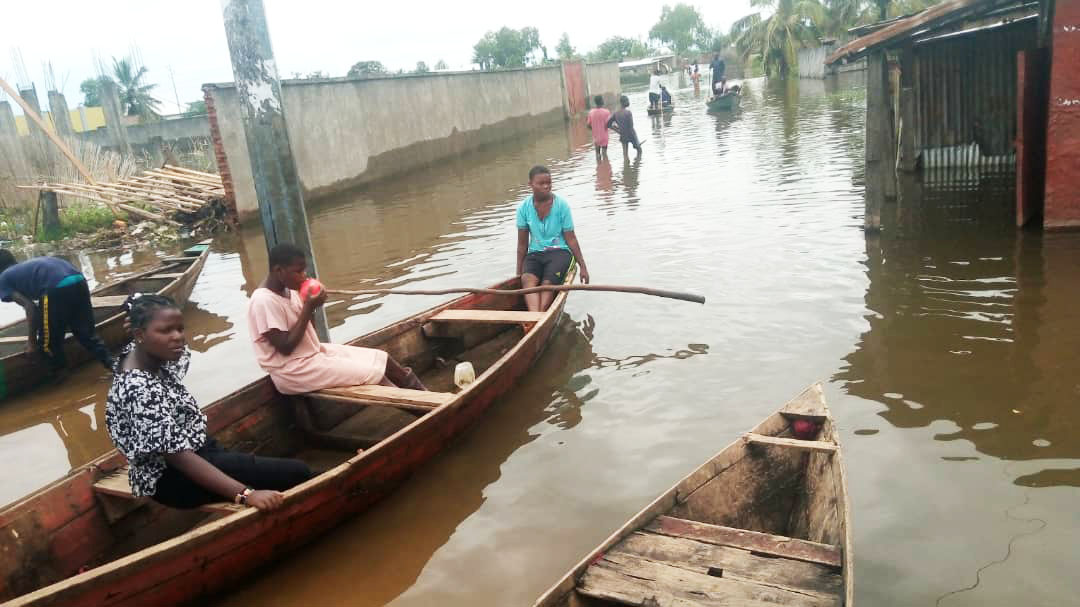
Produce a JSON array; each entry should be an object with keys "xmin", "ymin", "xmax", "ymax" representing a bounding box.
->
[
  {"xmin": 78, "ymin": 57, "xmax": 162, "ymax": 120},
  {"xmin": 0, "ymin": 204, "xmax": 119, "ymax": 243},
  {"xmin": 649, "ymin": 4, "xmax": 711, "ymax": 56},
  {"xmin": 473, "ymin": 27, "xmax": 542, "ymax": 70},
  {"xmin": 79, "ymin": 77, "xmax": 106, "ymax": 106},
  {"xmin": 588, "ymin": 36, "xmax": 652, "ymax": 62},
  {"xmin": 414, "ymin": 61, "xmax": 430, "ymax": 74},
  {"xmin": 184, "ymin": 100, "xmax": 207, "ymax": 116},
  {"xmin": 556, "ymin": 34, "xmax": 578, "ymax": 60},
  {"xmin": 434, "ymin": 59, "xmax": 448, "ymax": 70},
  {"xmin": 347, "ymin": 61, "xmax": 388, "ymax": 78}
]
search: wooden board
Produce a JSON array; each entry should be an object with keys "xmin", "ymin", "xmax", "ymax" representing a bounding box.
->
[
  {"xmin": 646, "ymin": 516, "xmax": 842, "ymax": 569},
  {"xmin": 92, "ymin": 468, "xmax": 243, "ymax": 514},
  {"xmin": 429, "ymin": 309, "xmax": 545, "ymax": 324},
  {"xmin": 314, "ymin": 385, "xmax": 453, "ymax": 408},
  {"xmin": 90, "ymin": 296, "xmax": 129, "ymax": 308},
  {"xmin": 613, "ymin": 531, "xmax": 842, "ymax": 600},
  {"xmin": 579, "ymin": 551, "xmax": 838, "ymax": 607},
  {"xmin": 743, "ymin": 434, "xmax": 837, "ymax": 454}
]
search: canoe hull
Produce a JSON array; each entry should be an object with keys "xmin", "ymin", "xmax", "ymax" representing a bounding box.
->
[
  {"xmin": 707, "ymin": 93, "xmax": 740, "ymax": 112},
  {"xmin": 2, "ymin": 273, "xmax": 572, "ymax": 606},
  {"xmin": 0, "ymin": 243, "xmax": 210, "ymax": 401},
  {"xmin": 534, "ymin": 383, "xmax": 853, "ymax": 606}
]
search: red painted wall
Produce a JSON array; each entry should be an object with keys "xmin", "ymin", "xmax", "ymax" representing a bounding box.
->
[
  {"xmin": 562, "ymin": 61, "xmax": 586, "ymax": 116},
  {"xmin": 1044, "ymin": 1, "xmax": 1080, "ymax": 229}
]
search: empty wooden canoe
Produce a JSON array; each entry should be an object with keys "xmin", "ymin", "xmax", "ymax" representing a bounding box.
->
[
  {"xmin": 0, "ymin": 268, "xmax": 573, "ymax": 606},
  {"xmin": 534, "ymin": 382, "xmax": 853, "ymax": 607},
  {"xmin": 0, "ymin": 240, "xmax": 212, "ymax": 401}
]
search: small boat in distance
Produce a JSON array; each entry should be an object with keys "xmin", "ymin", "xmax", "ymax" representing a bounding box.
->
[
  {"xmin": 534, "ymin": 382, "xmax": 853, "ymax": 607},
  {"xmin": 707, "ymin": 85, "xmax": 742, "ymax": 112},
  {"xmin": 0, "ymin": 240, "xmax": 212, "ymax": 401},
  {"xmin": 0, "ymin": 268, "xmax": 575, "ymax": 607}
]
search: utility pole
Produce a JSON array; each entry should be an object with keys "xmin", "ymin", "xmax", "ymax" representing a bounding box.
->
[{"xmin": 219, "ymin": 0, "xmax": 329, "ymax": 340}]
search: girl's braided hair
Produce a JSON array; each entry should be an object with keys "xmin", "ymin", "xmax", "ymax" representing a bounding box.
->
[{"xmin": 124, "ymin": 293, "xmax": 179, "ymax": 330}]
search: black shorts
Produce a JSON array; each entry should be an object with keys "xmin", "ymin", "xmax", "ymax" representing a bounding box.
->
[{"xmin": 523, "ymin": 249, "xmax": 572, "ymax": 285}]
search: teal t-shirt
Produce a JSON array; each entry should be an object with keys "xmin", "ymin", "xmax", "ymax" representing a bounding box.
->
[{"xmin": 516, "ymin": 194, "xmax": 575, "ymax": 254}]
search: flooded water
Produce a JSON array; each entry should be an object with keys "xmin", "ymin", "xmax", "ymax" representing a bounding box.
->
[{"xmin": 2, "ymin": 76, "xmax": 1079, "ymax": 606}]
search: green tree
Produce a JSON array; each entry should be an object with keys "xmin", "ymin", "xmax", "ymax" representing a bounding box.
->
[
  {"xmin": 415, "ymin": 61, "xmax": 430, "ymax": 73},
  {"xmin": 588, "ymin": 36, "xmax": 650, "ymax": 62},
  {"xmin": 347, "ymin": 60, "xmax": 388, "ymax": 78},
  {"xmin": 472, "ymin": 27, "xmax": 542, "ymax": 70},
  {"xmin": 820, "ymin": 0, "xmax": 872, "ymax": 38},
  {"xmin": 79, "ymin": 77, "xmax": 105, "ymax": 106},
  {"xmin": 434, "ymin": 59, "xmax": 448, "ymax": 70},
  {"xmin": 112, "ymin": 57, "xmax": 161, "ymax": 119},
  {"xmin": 649, "ymin": 4, "xmax": 709, "ymax": 55},
  {"xmin": 732, "ymin": 0, "xmax": 823, "ymax": 78},
  {"xmin": 184, "ymin": 100, "xmax": 207, "ymax": 116},
  {"xmin": 556, "ymin": 33, "xmax": 577, "ymax": 60}
]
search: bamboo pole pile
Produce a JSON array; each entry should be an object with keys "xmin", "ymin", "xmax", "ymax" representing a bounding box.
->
[{"xmin": 18, "ymin": 165, "xmax": 225, "ymax": 227}]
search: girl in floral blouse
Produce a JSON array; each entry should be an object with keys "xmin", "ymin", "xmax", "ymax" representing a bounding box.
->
[{"xmin": 106, "ymin": 294, "xmax": 311, "ymax": 511}]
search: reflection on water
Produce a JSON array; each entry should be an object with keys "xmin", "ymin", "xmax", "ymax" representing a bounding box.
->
[{"xmin": 0, "ymin": 75, "xmax": 1078, "ymax": 607}]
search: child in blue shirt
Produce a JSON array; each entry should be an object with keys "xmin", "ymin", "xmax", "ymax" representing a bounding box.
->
[{"xmin": 515, "ymin": 166, "xmax": 590, "ymax": 312}]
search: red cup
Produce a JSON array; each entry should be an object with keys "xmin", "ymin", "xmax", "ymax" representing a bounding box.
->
[{"xmin": 300, "ymin": 278, "xmax": 323, "ymax": 300}]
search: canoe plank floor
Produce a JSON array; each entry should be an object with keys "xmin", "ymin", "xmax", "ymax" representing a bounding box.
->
[
  {"xmin": 578, "ymin": 516, "xmax": 843, "ymax": 607},
  {"xmin": 429, "ymin": 309, "xmax": 546, "ymax": 324}
]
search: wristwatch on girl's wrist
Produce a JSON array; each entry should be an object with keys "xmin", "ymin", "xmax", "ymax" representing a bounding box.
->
[{"xmin": 234, "ymin": 487, "xmax": 254, "ymax": 505}]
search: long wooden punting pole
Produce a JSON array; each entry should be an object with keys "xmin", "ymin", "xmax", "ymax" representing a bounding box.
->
[{"xmin": 328, "ymin": 284, "xmax": 706, "ymax": 304}]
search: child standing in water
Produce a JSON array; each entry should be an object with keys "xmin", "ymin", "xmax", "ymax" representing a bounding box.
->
[
  {"xmin": 586, "ymin": 95, "xmax": 611, "ymax": 161},
  {"xmin": 606, "ymin": 95, "xmax": 643, "ymax": 158}
]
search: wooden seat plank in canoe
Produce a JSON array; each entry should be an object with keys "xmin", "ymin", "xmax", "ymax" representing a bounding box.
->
[
  {"xmin": 147, "ymin": 272, "xmax": 186, "ymax": 281},
  {"xmin": 743, "ymin": 433, "xmax": 838, "ymax": 454},
  {"xmin": 579, "ymin": 550, "xmax": 838, "ymax": 607},
  {"xmin": 311, "ymin": 384, "xmax": 453, "ymax": 412},
  {"xmin": 607, "ymin": 530, "xmax": 843, "ymax": 600},
  {"xmin": 429, "ymin": 309, "xmax": 545, "ymax": 324},
  {"xmin": 646, "ymin": 516, "xmax": 842, "ymax": 569},
  {"xmin": 93, "ymin": 467, "xmax": 245, "ymax": 514},
  {"xmin": 91, "ymin": 295, "xmax": 131, "ymax": 308}
]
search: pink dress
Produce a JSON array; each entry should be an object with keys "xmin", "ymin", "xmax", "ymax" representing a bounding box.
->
[
  {"xmin": 587, "ymin": 108, "xmax": 611, "ymax": 146},
  {"xmin": 246, "ymin": 287, "xmax": 387, "ymax": 394}
]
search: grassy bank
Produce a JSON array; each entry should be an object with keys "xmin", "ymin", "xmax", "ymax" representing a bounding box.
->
[{"xmin": 0, "ymin": 204, "xmax": 120, "ymax": 243}]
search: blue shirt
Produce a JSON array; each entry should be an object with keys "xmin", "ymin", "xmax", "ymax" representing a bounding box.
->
[
  {"xmin": 516, "ymin": 194, "xmax": 575, "ymax": 254},
  {"xmin": 0, "ymin": 256, "xmax": 82, "ymax": 302}
]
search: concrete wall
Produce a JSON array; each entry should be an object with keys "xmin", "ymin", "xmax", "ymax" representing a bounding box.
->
[
  {"xmin": 798, "ymin": 46, "xmax": 831, "ymax": 79},
  {"xmin": 76, "ymin": 114, "xmax": 210, "ymax": 148},
  {"xmin": 206, "ymin": 65, "xmax": 578, "ymax": 222},
  {"xmin": 586, "ymin": 60, "xmax": 621, "ymax": 108}
]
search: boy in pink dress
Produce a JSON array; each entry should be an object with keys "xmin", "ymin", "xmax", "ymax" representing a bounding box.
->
[
  {"xmin": 586, "ymin": 95, "xmax": 611, "ymax": 161},
  {"xmin": 246, "ymin": 243, "xmax": 426, "ymax": 395}
]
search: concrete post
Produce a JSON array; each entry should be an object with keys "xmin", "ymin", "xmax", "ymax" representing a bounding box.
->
[
  {"xmin": 0, "ymin": 101, "xmax": 32, "ymax": 208},
  {"xmin": 220, "ymin": 0, "xmax": 328, "ymax": 340},
  {"xmin": 100, "ymin": 79, "xmax": 133, "ymax": 156},
  {"xmin": 48, "ymin": 91, "xmax": 74, "ymax": 137},
  {"xmin": 19, "ymin": 87, "xmax": 54, "ymax": 174},
  {"xmin": 40, "ymin": 191, "xmax": 61, "ymax": 236}
]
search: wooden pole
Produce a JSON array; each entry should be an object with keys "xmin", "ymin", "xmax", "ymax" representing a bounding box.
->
[
  {"xmin": 327, "ymin": 284, "xmax": 706, "ymax": 304},
  {"xmin": 0, "ymin": 76, "xmax": 97, "ymax": 186}
]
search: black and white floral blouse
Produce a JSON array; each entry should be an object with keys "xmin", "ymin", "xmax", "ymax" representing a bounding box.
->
[{"xmin": 105, "ymin": 344, "xmax": 206, "ymax": 497}]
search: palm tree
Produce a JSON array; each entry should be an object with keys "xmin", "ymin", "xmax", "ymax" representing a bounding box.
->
[
  {"xmin": 732, "ymin": 0, "xmax": 824, "ymax": 78},
  {"xmin": 820, "ymin": 0, "xmax": 873, "ymax": 38},
  {"xmin": 112, "ymin": 57, "xmax": 161, "ymax": 120}
]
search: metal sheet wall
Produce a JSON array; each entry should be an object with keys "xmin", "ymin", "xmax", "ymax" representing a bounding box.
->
[{"xmin": 914, "ymin": 19, "xmax": 1036, "ymax": 183}]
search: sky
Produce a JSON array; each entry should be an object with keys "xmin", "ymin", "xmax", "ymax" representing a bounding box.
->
[{"xmin": 2, "ymin": 0, "xmax": 754, "ymax": 115}]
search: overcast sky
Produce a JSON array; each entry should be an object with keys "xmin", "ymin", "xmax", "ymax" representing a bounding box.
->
[{"xmin": 2, "ymin": 0, "xmax": 754, "ymax": 115}]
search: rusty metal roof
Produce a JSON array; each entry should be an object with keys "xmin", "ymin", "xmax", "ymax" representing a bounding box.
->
[{"xmin": 825, "ymin": 0, "xmax": 1032, "ymax": 65}]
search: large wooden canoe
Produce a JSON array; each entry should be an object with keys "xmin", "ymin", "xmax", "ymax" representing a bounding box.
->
[
  {"xmin": 0, "ymin": 240, "xmax": 212, "ymax": 401},
  {"xmin": 0, "ymin": 268, "xmax": 574, "ymax": 606},
  {"xmin": 706, "ymin": 91, "xmax": 740, "ymax": 112},
  {"xmin": 534, "ymin": 382, "xmax": 854, "ymax": 607}
]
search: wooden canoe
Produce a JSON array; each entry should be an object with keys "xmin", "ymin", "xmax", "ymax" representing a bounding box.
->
[
  {"xmin": 706, "ymin": 91, "xmax": 740, "ymax": 112},
  {"xmin": 0, "ymin": 240, "xmax": 212, "ymax": 401},
  {"xmin": 534, "ymin": 382, "xmax": 854, "ymax": 607},
  {"xmin": 0, "ymin": 268, "xmax": 574, "ymax": 606},
  {"xmin": 647, "ymin": 104, "xmax": 675, "ymax": 116}
]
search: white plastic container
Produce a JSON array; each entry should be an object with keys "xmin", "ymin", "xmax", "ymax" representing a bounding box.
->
[{"xmin": 454, "ymin": 361, "xmax": 476, "ymax": 389}]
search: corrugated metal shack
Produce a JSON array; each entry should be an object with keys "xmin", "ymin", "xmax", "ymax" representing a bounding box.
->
[{"xmin": 827, "ymin": 0, "xmax": 1066, "ymax": 231}]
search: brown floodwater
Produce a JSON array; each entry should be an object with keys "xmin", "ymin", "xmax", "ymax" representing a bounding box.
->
[{"xmin": 2, "ymin": 76, "xmax": 1079, "ymax": 606}]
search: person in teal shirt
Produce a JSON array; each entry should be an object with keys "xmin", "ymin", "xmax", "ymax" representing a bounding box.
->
[{"xmin": 515, "ymin": 165, "xmax": 590, "ymax": 312}]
